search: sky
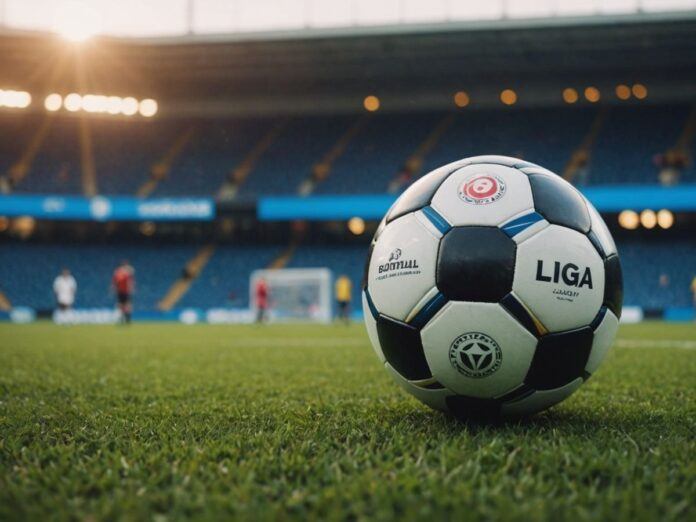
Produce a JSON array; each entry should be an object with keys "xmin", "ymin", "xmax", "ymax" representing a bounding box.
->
[{"xmin": 0, "ymin": 0, "xmax": 694, "ymax": 38}]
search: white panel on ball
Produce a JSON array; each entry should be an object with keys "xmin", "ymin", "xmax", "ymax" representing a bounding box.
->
[
  {"xmin": 367, "ymin": 213, "xmax": 439, "ymax": 321},
  {"xmin": 362, "ymin": 292, "xmax": 384, "ymax": 363},
  {"xmin": 513, "ymin": 225, "xmax": 605, "ymax": 332},
  {"xmin": 430, "ymin": 163, "xmax": 535, "ymax": 227},
  {"xmin": 385, "ymin": 363, "xmax": 454, "ymax": 412},
  {"xmin": 500, "ymin": 377, "xmax": 583, "ymax": 417},
  {"xmin": 585, "ymin": 198, "xmax": 618, "ymax": 257},
  {"xmin": 421, "ymin": 301, "xmax": 537, "ymax": 398},
  {"xmin": 586, "ymin": 309, "xmax": 619, "ymax": 374}
]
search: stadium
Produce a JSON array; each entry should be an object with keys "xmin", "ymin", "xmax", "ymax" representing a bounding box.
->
[{"xmin": 0, "ymin": 1, "xmax": 695, "ymax": 520}]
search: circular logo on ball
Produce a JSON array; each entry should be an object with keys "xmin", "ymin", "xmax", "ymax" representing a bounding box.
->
[
  {"xmin": 459, "ymin": 174, "xmax": 506, "ymax": 205},
  {"xmin": 449, "ymin": 332, "xmax": 502, "ymax": 378},
  {"xmin": 389, "ymin": 248, "xmax": 402, "ymax": 262}
]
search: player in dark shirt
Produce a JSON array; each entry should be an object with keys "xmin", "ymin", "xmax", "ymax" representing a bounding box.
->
[{"xmin": 112, "ymin": 260, "xmax": 135, "ymax": 324}]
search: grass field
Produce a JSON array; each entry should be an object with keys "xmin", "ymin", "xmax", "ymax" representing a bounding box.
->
[{"xmin": 0, "ymin": 322, "xmax": 694, "ymax": 521}]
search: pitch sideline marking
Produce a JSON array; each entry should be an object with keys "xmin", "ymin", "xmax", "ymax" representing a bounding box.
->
[
  {"xmin": 223, "ymin": 337, "xmax": 696, "ymax": 350},
  {"xmin": 614, "ymin": 339, "xmax": 696, "ymax": 350}
]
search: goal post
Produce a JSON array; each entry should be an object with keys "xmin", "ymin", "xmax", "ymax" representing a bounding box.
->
[{"xmin": 250, "ymin": 268, "xmax": 333, "ymax": 323}]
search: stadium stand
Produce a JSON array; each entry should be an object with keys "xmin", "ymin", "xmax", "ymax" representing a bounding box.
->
[
  {"xmin": 3, "ymin": 105, "xmax": 693, "ymax": 198},
  {"xmin": 619, "ymin": 239, "xmax": 696, "ymax": 309},
  {"xmin": 2, "ymin": 239, "xmax": 693, "ymax": 312},
  {"xmin": 0, "ymin": 242, "xmax": 196, "ymax": 310},
  {"xmin": 177, "ymin": 245, "xmax": 281, "ymax": 309},
  {"xmin": 420, "ymin": 107, "xmax": 597, "ymax": 179},
  {"xmin": 314, "ymin": 112, "xmax": 442, "ymax": 194},
  {"xmin": 0, "ymin": 115, "xmax": 50, "ymax": 193},
  {"xmin": 239, "ymin": 115, "xmax": 353, "ymax": 196},
  {"xmin": 589, "ymin": 104, "xmax": 692, "ymax": 185},
  {"xmin": 13, "ymin": 117, "xmax": 83, "ymax": 195},
  {"xmin": 93, "ymin": 119, "xmax": 181, "ymax": 195},
  {"xmin": 155, "ymin": 120, "xmax": 270, "ymax": 197}
]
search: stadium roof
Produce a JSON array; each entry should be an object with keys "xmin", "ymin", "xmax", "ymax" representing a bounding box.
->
[{"xmin": 1, "ymin": 11, "xmax": 695, "ymax": 114}]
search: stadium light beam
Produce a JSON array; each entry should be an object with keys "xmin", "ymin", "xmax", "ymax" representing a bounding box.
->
[
  {"xmin": 44, "ymin": 93, "xmax": 62, "ymax": 111},
  {"xmin": 500, "ymin": 89, "xmax": 517, "ymax": 106},
  {"xmin": 640, "ymin": 209, "xmax": 657, "ymax": 229},
  {"xmin": 632, "ymin": 84, "xmax": 648, "ymax": 100},
  {"xmin": 121, "ymin": 97, "xmax": 139, "ymax": 116},
  {"xmin": 348, "ymin": 217, "xmax": 365, "ymax": 235},
  {"xmin": 584, "ymin": 87, "xmax": 601, "ymax": 103},
  {"xmin": 618, "ymin": 210, "xmax": 639, "ymax": 230},
  {"xmin": 453, "ymin": 91, "xmax": 470, "ymax": 108},
  {"xmin": 47, "ymin": 92, "xmax": 157, "ymax": 117},
  {"xmin": 562, "ymin": 88, "xmax": 578, "ymax": 104},
  {"xmin": 139, "ymin": 99, "xmax": 158, "ymax": 117},
  {"xmin": 363, "ymin": 95, "xmax": 380, "ymax": 112},
  {"xmin": 82, "ymin": 94, "xmax": 103, "ymax": 113},
  {"xmin": 657, "ymin": 209, "xmax": 673, "ymax": 229},
  {"xmin": 53, "ymin": 0, "xmax": 102, "ymax": 42},
  {"xmin": 0, "ymin": 89, "xmax": 32, "ymax": 109},
  {"xmin": 12, "ymin": 216, "xmax": 35, "ymax": 238},
  {"xmin": 107, "ymin": 96, "xmax": 123, "ymax": 115},
  {"xmin": 64, "ymin": 93, "xmax": 82, "ymax": 112},
  {"xmin": 615, "ymin": 84, "xmax": 631, "ymax": 100},
  {"xmin": 140, "ymin": 221, "xmax": 156, "ymax": 236}
]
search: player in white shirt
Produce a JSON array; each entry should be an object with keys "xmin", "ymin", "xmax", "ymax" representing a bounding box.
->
[{"xmin": 53, "ymin": 268, "xmax": 77, "ymax": 311}]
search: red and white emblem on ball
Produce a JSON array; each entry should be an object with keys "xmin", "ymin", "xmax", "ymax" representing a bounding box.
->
[{"xmin": 458, "ymin": 174, "xmax": 507, "ymax": 205}]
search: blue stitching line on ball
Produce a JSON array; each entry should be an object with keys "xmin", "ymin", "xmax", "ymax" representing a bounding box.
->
[
  {"xmin": 421, "ymin": 206, "xmax": 451, "ymax": 235},
  {"xmin": 501, "ymin": 211, "xmax": 544, "ymax": 238},
  {"xmin": 409, "ymin": 292, "xmax": 447, "ymax": 329}
]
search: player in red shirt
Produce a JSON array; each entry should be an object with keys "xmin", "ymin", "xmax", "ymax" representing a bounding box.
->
[
  {"xmin": 255, "ymin": 278, "xmax": 269, "ymax": 324},
  {"xmin": 112, "ymin": 260, "xmax": 135, "ymax": 324}
]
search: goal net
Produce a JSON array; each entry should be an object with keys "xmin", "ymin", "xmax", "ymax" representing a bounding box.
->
[{"xmin": 250, "ymin": 268, "xmax": 332, "ymax": 323}]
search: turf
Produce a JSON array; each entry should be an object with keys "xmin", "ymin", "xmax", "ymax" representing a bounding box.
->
[{"xmin": 0, "ymin": 322, "xmax": 694, "ymax": 521}]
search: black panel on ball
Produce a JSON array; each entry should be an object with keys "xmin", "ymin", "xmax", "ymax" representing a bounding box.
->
[
  {"xmin": 586, "ymin": 229, "xmax": 606, "ymax": 259},
  {"xmin": 446, "ymin": 395, "xmax": 502, "ymax": 420},
  {"xmin": 386, "ymin": 165, "xmax": 457, "ymax": 223},
  {"xmin": 376, "ymin": 314, "xmax": 431, "ymax": 380},
  {"xmin": 603, "ymin": 254, "xmax": 623, "ymax": 318},
  {"xmin": 436, "ymin": 226, "xmax": 516, "ymax": 302},
  {"xmin": 528, "ymin": 173, "xmax": 591, "ymax": 233},
  {"xmin": 525, "ymin": 327, "xmax": 594, "ymax": 390}
]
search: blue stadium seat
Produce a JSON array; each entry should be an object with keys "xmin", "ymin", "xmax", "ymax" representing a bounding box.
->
[
  {"xmin": 2, "ymin": 106, "xmax": 693, "ymax": 197},
  {"xmin": 316, "ymin": 112, "xmax": 442, "ymax": 194},
  {"xmin": 618, "ymin": 239, "xmax": 696, "ymax": 309},
  {"xmin": 0, "ymin": 114, "xmax": 37, "ymax": 180},
  {"xmin": 240, "ymin": 116, "xmax": 352, "ymax": 197},
  {"xmin": 93, "ymin": 119, "xmax": 181, "ymax": 195},
  {"xmin": 421, "ymin": 107, "xmax": 595, "ymax": 178},
  {"xmin": 179, "ymin": 245, "xmax": 280, "ymax": 308},
  {"xmin": 14, "ymin": 118, "xmax": 83, "ymax": 195},
  {"xmin": 589, "ymin": 105, "xmax": 688, "ymax": 185},
  {"xmin": 154, "ymin": 119, "xmax": 271, "ymax": 197}
]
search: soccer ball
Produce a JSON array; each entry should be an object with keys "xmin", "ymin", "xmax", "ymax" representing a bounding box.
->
[{"xmin": 362, "ymin": 155, "xmax": 622, "ymax": 418}]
